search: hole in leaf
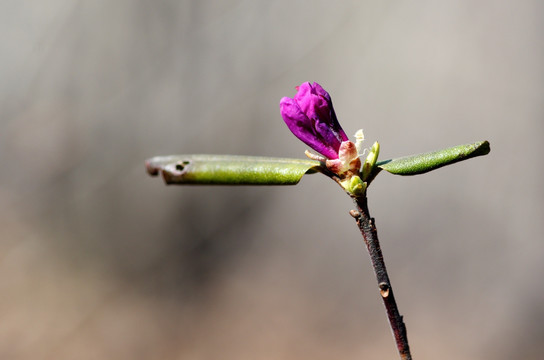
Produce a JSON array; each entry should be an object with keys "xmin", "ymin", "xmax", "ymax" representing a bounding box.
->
[{"xmin": 176, "ymin": 160, "xmax": 191, "ymax": 171}]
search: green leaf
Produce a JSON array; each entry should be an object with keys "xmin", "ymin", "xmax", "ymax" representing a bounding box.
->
[
  {"xmin": 146, "ymin": 155, "xmax": 322, "ymax": 185},
  {"xmin": 377, "ymin": 140, "xmax": 490, "ymax": 176}
]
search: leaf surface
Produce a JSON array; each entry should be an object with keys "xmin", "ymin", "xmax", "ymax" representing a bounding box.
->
[{"xmin": 146, "ymin": 155, "xmax": 322, "ymax": 185}]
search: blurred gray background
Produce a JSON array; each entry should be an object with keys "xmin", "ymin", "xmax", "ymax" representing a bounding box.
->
[{"xmin": 1, "ymin": 1, "xmax": 543, "ymax": 359}]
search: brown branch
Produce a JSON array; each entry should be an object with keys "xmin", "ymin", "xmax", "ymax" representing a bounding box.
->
[{"xmin": 350, "ymin": 195, "xmax": 412, "ymax": 360}]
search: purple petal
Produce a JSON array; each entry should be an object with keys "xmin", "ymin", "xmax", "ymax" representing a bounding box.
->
[
  {"xmin": 311, "ymin": 82, "xmax": 332, "ymax": 104},
  {"xmin": 280, "ymin": 97, "xmax": 339, "ymax": 159},
  {"xmin": 312, "ymin": 83, "xmax": 348, "ymax": 142},
  {"xmin": 293, "ymin": 82, "xmax": 329, "ymax": 123},
  {"xmin": 280, "ymin": 82, "xmax": 349, "ymax": 159}
]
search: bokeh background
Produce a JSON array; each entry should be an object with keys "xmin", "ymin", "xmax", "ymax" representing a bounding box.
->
[{"xmin": 1, "ymin": 1, "xmax": 543, "ymax": 359}]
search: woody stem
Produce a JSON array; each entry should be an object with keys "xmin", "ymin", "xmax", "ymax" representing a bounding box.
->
[{"xmin": 350, "ymin": 194, "xmax": 412, "ymax": 360}]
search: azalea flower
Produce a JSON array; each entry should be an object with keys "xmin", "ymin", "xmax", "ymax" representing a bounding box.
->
[{"xmin": 280, "ymin": 82, "xmax": 361, "ymax": 177}]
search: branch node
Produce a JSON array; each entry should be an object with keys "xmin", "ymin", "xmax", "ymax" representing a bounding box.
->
[
  {"xmin": 349, "ymin": 209, "xmax": 360, "ymax": 218},
  {"xmin": 379, "ymin": 282, "xmax": 390, "ymax": 298}
]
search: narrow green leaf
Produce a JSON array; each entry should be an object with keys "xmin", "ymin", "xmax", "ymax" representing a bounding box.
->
[
  {"xmin": 146, "ymin": 155, "xmax": 322, "ymax": 185},
  {"xmin": 377, "ymin": 140, "xmax": 490, "ymax": 176}
]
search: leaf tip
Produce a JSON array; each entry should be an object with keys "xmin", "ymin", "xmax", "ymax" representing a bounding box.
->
[{"xmin": 475, "ymin": 140, "xmax": 491, "ymax": 156}]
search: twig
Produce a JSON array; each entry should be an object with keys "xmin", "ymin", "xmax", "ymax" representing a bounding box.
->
[{"xmin": 350, "ymin": 195, "xmax": 412, "ymax": 360}]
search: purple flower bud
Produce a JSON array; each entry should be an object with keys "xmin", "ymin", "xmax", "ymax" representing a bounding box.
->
[{"xmin": 280, "ymin": 82, "xmax": 348, "ymax": 159}]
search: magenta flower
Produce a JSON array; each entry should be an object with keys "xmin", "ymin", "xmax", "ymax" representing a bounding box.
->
[
  {"xmin": 280, "ymin": 82, "xmax": 348, "ymax": 159},
  {"xmin": 280, "ymin": 82, "xmax": 361, "ymax": 177}
]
